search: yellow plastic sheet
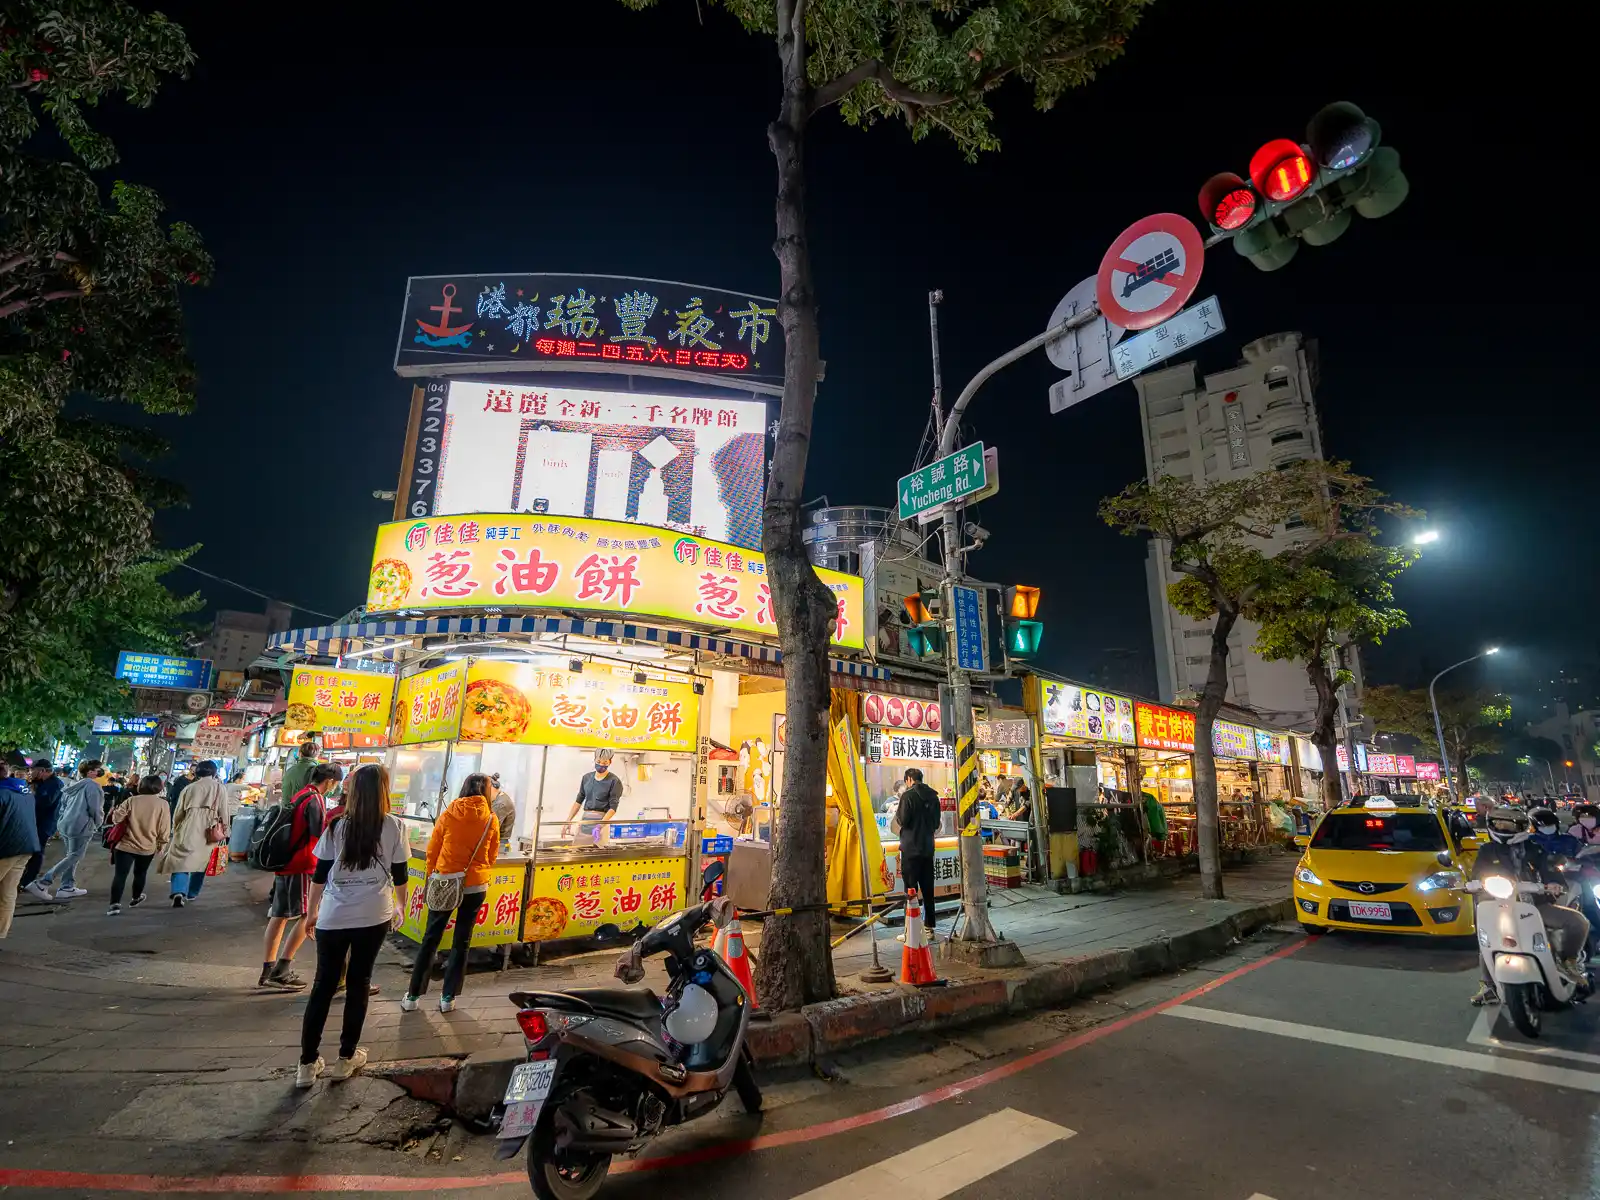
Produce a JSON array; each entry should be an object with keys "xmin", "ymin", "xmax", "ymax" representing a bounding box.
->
[{"xmin": 825, "ymin": 711, "xmax": 889, "ymax": 910}]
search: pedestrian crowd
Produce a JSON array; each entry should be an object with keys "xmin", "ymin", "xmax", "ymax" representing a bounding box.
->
[{"xmin": 4, "ymin": 745, "xmax": 502, "ymax": 1093}]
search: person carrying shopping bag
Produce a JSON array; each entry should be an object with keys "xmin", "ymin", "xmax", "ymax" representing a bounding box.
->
[
  {"xmin": 401, "ymin": 774, "xmax": 500, "ymax": 1014},
  {"xmin": 159, "ymin": 761, "xmax": 230, "ymax": 906},
  {"xmin": 106, "ymin": 776, "xmax": 172, "ymax": 915},
  {"xmin": 297, "ymin": 765, "xmax": 410, "ymax": 1088}
]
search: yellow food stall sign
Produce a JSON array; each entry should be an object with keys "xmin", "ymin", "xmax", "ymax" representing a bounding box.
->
[
  {"xmin": 463, "ymin": 660, "xmax": 698, "ymax": 754},
  {"xmin": 393, "ymin": 662, "xmax": 467, "ymax": 745},
  {"xmin": 397, "ymin": 859, "xmax": 526, "ymax": 948},
  {"xmin": 523, "ymin": 858, "xmax": 688, "ymax": 942},
  {"xmin": 285, "ymin": 667, "xmax": 394, "ymax": 738},
  {"xmin": 364, "ymin": 513, "xmax": 865, "ymax": 650}
]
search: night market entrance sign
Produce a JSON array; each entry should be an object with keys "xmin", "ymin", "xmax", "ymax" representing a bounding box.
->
[{"xmin": 395, "ymin": 273, "xmax": 785, "ymax": 395}]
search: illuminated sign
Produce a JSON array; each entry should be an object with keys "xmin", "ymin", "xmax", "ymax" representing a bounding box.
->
[
  {"xmin": 114, "ymin": 652, "xmax": 212, "ymax": 691},
  {"xmin": 1212, "ymin": 719, "xmax": 1258, "ymax": 760},
  {"xmin": 320, "ymin": 732, "xmax": 387, "ymax": 750},
  {"xmin": 395, "ymin": 273, "xmax": 784, "ymax": 394},
  {"xmin": 866, "ymin": 728, "xmax": 954, "ymax": 764},
  {"xmin": 1416, "ymin": 761, "xmax": 1441, "ymax": 781},
  {"xmin": 1254, "ymin": 728, "xmax": 1292, "ymax": 765},
  {"xmin": 286, "ymin": 668, "xmax": 395, "ymax": 739},
  {"xmin": 1335, "ymin": 744, "xmax": 1370, "ymax": 773},
  {"xmin": 408, "ymin": 379, "xmax": 770, "ymax": 552},
  {"xmin": 365, "ymin": 514, "xmax": 865, "ymax": 650},
  {"xmin": 462, "ymin": 660, "xmax": 698, "ymax": 754},
  {"xmin": 92, "ymin": 715, "xmax": 160, "ymax": 736},
  {"xmin": 1040, "ymin": 682, "xmax": 1136, "ymax": 745},
  {"xmin": 400, "ymin": 864, "xmax": 528, "ymax": 948},
  {"xmin": 1135, "ymin": 702, "xmax": 1196, "ymax": 753},
  {"xmin": 392, "ymin": 663, "xmax": 466, "ymax": 746},
  {"xmin": 860, "ymin": 691, "xmax": 942, "ymax": 734},
  {"xmin": 526, "ymin": 857, "xmax": 688, "ymax": 942},
  {"xmin": 1364, "ymin": 752, "xmax": 1417, "ymax": 777}
]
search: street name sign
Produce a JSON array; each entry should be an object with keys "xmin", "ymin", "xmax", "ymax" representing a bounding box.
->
[
  {"xmin": 897, "ymin": 442, "xmax": 986, "ymax": 521},
  {"xmin": 1096, "ymin": 213, "xmax": 1206, "ymax": 331},
  {"xmin": 1112, "ymin": 296, "xmax": 1227, "ymax": 380}
]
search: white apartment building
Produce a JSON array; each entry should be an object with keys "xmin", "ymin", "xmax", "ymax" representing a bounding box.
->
[
  {"xmin": 1134, "ymin": 331, "xmax": 1361, "ymax": 729},
  {"xmin": 1527, "ymin": 705, "xmax": 1600, "ymax": 802}
]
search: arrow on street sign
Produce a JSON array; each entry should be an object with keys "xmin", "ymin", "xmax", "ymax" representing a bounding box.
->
[
  {"xmin": 1111, "ymin": 296, "xmax": 1226, "ymax": 380},
  {"xmin": 898, "ymin": 442, "xmax": 986, "ymax": 522}
]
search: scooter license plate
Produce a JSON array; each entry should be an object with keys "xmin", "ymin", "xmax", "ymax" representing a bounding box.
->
[
  {"xmin": 499, "ymin": 1061, "xmax": 558, "ymax": 1139},
  {"xmin": 1348, "ymin": 901, "xmax": 1392, "ymax": 921}
]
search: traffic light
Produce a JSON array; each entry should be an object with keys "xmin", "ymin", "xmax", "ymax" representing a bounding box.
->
[
  {"xmin": 1198, "ymin": 102, "xmax": 1408, "ymax": 271},
  {"xmin": 1002, "ymin": 586, "xmax": 1042, "ymax": 661},
  {"xmin": 902, "ymin": 590, "xmax": 944, "ymax": 658}
]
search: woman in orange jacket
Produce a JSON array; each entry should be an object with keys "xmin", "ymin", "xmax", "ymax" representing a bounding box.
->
[{"xmin": 401, "ymin": 774, "xmax": 500, "ymax": 1012}]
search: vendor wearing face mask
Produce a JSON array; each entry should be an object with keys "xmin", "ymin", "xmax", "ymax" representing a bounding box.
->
[
  {"xmin": 1569, "ymin": 803, "xmax": 1600, "ymax": 847},
  {"xmin": 563, "ymin": 751, "xmax": 623, "ymax": 843}
]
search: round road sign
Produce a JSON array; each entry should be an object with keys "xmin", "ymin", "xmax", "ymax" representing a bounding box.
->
[{"xmin": 1096, "ymin": 213, "xmax": 1206, "ymax": 332}]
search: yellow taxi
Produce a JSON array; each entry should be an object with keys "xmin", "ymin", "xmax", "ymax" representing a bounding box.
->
[{"xmin": 1292, "ymin": 796, "xmax": 1480, "ymax": 937}]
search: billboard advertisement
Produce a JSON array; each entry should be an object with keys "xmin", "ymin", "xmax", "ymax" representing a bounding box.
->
[
  {"xmin": 461, "ymin": 660, "xmax": 698, "ymax": 754},
  {"xmin": 1039, "ymin": 681, "xmax": 1136, "ymax": 745},
  {"xmin": 395, "ymin": 273, "xmax": 784, "ymax": 394},
  {"xmin": 410, "ymin": 379, "xmax": 770, "ymax": 551},
  {"xmin": 393, "ymin": 663, "xmax": 466, "ymax": 746},
  {"xmin": 114, "ymin": 652, "xmax": 212, "ymax": 691},
  {"xmin": 1135, "ymin": 702, "xmax": 1196, "ymax": 753},
  {"xmin": 364, "ymin": 514, "xmax": 865, "ymax": 650},
  {"xmin": 1211, "ymin": 719, "xmax": 1258, "ymax": 760},
  {"xmin": 285, "ymin": 668, "xmax": 395, "ymax": 738}
]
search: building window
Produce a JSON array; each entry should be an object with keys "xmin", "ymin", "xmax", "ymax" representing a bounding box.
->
[
  {"xmin": 1265, "ymin": 368, "xmax": 1292, "ymax": 391},
  {"xmin": 1269, "ymin": 429, "xmax": 1304, "ymax": 445},
  {"xmin": 1274, "ymin": 458, "xmax": 1306, "ymax": 471}
]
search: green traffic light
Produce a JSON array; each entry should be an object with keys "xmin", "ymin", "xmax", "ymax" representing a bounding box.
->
[{"xmin": 1006, "ymin": 620, "xmax": 1043, "ymax": 658}]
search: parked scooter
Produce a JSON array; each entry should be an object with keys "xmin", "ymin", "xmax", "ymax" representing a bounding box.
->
[
  {"xmin": 1470, "ymin": 872, "xmax": 1593, "ymax": 1037},
  {"xmin": 494, "ymin": 886, "xmax": 761, "ymax": 1200}
]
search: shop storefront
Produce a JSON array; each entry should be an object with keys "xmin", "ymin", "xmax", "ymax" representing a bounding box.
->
[
  {"xmin": 1035, "ymin": 679, "xmax": 1146, "ymax": 875},
  {"xmin": 1134, "ymin": 701, "xmax": 1197, "ymax": 858}
]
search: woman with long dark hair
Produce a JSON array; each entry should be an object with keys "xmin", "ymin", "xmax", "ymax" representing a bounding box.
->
[
  {"xmin": 297, "ymin": 764, "xmax": 410, "ymax": 1088},
  {"xmin": 402, "ymin": 773, "xmax": 500, "ymax": 1013}
]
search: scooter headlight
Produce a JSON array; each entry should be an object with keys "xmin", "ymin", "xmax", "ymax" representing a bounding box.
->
[{"xmin": 1483, "ymin": 875, "xmax": 1515, "ymax": 900}]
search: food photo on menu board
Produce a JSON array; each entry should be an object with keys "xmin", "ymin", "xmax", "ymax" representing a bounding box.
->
[
  {"xmin": 1040, "ymin": 682, "xmax": 1135, "ymax": 744},
  {"xmin": 861, "ymin": 691, "xmax": 941, "ymax": 733}
]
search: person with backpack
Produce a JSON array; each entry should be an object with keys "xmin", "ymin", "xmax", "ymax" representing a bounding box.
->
[
  {"xmin": 892, "ymin": 767, "xmax": 944, "ymax": 941},
  {"xmin": 260, "ymin": 763, "xmax": 343, "ymax": 991},
  {"xmin": 106, "ymin": 776, "xmax": 172, "ymax": 915}
]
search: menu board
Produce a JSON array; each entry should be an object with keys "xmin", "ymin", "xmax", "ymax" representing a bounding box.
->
[
  {"xmin": 1039, "ymin": 681, "xmax": 1136, "ymax": 745},
  {"xmin": 860, "ymin": 691, "xmax": 942, "ymax": 734},
  {"xmin": 1212, "ymin": 719, "xmax": 1258, "ymax": 760},
  {"xmin": 1135, "ymin": 702, "xmax": 1196, "ymax": 753},
  {"xmin": 1255, "ymin": 729, "xmax": 1292, "ymax": 765}
]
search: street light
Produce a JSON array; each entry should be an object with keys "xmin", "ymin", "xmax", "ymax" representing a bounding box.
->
[
  {"xmin": 1411, "ymin": 529, "xmax": 1440, "ymax": 545},
  {"xmin": 1430, "ymin": 646, "xmax": 1499, "ymax": 803}
]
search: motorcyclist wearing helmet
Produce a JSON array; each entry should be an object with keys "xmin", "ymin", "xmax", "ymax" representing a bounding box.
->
[
  {"xmin": 1530, "ymin": 807, "xmax": 1583, "ymax": 859},
  {"xmin": 1568, "ymin": 802, "xmax": 1600, "ymax": 848},
  {"xmin": 1470, "ymin": 806, "xmax": 1591, "ymax": 1006}
]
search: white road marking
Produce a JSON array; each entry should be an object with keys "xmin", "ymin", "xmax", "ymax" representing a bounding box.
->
[
  {"xmin": 785, "ymin": 1108, "xmax": 1074, "ymax": 1200},
  {"xmin": 1164, "ymin": 1004, "xmax": 1600, "ymax": 1093},
  {"xmin": 1467, "ymin": 1004, "xmax": 1600, "ymax": 1066}
]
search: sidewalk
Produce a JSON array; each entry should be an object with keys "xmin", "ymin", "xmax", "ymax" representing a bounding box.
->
[{"xmin": 0, "ymin": 849, "xmax": 1292, "ymax": 1124}]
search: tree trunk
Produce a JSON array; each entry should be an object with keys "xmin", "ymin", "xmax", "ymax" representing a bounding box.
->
[
  {"xmin": 752, "ymin": 0, "xmax": 840, "ymax": 1012},
  {"xmin": 1307, "ymin": 655, "xmax": 1343, "ymax": 810},
  {"xmin": 1191, "ymin": 602, "xmax": 1237, "ymax": 901}
]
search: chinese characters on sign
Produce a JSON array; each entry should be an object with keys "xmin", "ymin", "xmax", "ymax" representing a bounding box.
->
[
  {"xmin": 1364, "ymin": 752, "xmax": 1418, "ymax": 777},
  {"xmin": 1040, "ymin": 682, "xmax": 1136, "ymax": 745},
  {"xmin": 1415, "ymin": 762, "xmax": 1442, "ymax": 781},
  {"xmin": 896, "ymin": 442, "xmax": 987, "ymax": 521},
  {"xmin": 1222, "ymin": 391, "xmax": 1250, "ymax": 468},
  {"xmin": 396, "ymin": 274, "xmax": 785, "ymax": 393},
  {"xmin": 365, "ymin": 514, "xmax": 866, "ymax": 650},
  {"xmin": 973, "ymin": 718, "xmax": 1033, "ymax": 749},
  {"xmin": 463, "ymin": 660, "xmax": 699, "ymax": 754},
  {"xmin": 399, "ymin": 862, "xmax": 525, "ymax": 948},
  {"xmin": 1211, "ymin": 719, "xmax": 1258, "ymax": 760},
  {"xmin": 528, "ymin": 858, "xmax": 687, "ymax": 941},
  {"xmin": 114, "ymin": 652, "xmax": 212, "ymax": 691},
  {"xmin": 92, "ymin": 715, "xmax": 161, "ymax": 736},
  {"xmin": 285, "ymin": 668, "xmax": 395, "ymax": 739},
  {"xmin": 392, "ymin": 663, "xmax": 466, "ymax": 746},
  {"xmin": 1135, "ymin": 702, "xmax": 1196, "ymax": 753},
  {"xmin": 1111, "ymin": 296, "xmax": 1226, "ymax": 380},
  {"xmin": 866, "ymin": 727, "xmax": 954, "ymax": 764},
  {"xmin": 1254, "ymin": 729, "xmax": 1292, "ymax": 765}
]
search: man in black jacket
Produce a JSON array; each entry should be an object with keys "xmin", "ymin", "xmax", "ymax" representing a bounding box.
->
[{"xmin": 894, "ymin": 767, "xmax": 943, "ymax": 937}]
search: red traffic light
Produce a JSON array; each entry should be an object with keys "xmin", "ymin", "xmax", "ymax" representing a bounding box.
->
[
  {"xmin": 1198, "ymin": 172, "xmax": 1258, "ymax": 231},
  {"xmin": 1249, "ymin": 138, "xmax": 1314, "ymax": 203}
]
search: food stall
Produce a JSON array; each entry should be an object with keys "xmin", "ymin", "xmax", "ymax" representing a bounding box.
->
[
  {"xmin": 1134, "ymin": 701, "xmax": 1197, "ymax": 858},
  {"xmin": 1036, "ymin": 679, "xmax": 1145, "ymax": 875},
  {"xmin": 1211, "ymin": 718, "xmax": 1275, "ymax": 850}
]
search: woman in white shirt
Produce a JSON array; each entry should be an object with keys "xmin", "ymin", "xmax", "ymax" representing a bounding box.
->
[{"xmin": 296, "ymin": 765, "xmax": 410, "ymax": 1088}]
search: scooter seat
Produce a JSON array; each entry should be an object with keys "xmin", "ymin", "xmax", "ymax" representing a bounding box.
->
[{"xmin": 510, "ymin": 987, "xmax": 663, "ymax": 1021}]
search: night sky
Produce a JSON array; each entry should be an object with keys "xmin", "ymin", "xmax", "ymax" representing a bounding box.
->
[{"xmin": 94, "ymin": 1, "xmax": 1592, "ymax": 710}]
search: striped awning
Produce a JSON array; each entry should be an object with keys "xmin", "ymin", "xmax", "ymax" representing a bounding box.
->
[{"xmin": 265, "ymin": 614, "xmax": 889, "ymax": 680}]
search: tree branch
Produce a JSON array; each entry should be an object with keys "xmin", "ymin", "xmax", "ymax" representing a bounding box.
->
[
  {"xmin": 809, "ymin": 58, "xmax": 880, "ymax": 114},
  {"xmin": 808, "ymin": 57, "xmax": 956, "ymax": 117},
  {"xmin": 972, "ymin": 40, "xmax": 1120, "ymax": 92},
  {"xmin": 0, "ymin": 288, "xmax": 82, "ymax": 320}
]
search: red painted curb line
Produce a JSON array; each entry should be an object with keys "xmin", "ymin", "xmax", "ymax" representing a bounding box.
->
[{"xmin": 0, "ymin": 939, "xmax": 1306, "ymax": 1193}]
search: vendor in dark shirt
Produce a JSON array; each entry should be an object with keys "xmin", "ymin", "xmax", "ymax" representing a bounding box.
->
[{"xmin": 563, "ymin": 751, "xmax": 623, "ymax": 842}]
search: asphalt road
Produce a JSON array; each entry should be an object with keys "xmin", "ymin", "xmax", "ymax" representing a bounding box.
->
[{"xmin": 8, "ymin": 923, "xmax": 1597, "ymax": 1198}]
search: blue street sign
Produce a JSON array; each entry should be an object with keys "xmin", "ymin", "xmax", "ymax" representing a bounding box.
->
[
  {"xmin": 952, "ymin": 585, "xmax": 985, "ymax": 672},
  {"xmin": 114, "ymin": 652, "xmax": 213, "ymax": 691},
  {"xmin": 92, "ymin": 715, "xmax": 161, "ymax": 736}
]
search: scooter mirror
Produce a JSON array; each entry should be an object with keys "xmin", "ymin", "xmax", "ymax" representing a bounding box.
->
[
  {"xmin": 593, "ymin": 922, "xmax": 623, "ymax": 944},
  {"xmin": 702, "ymin": 860, "xmax": 726, "ymax": 887},
  {"xmin": 1437, "ymin": 851, "xmax": 1454, "ymax": 867}
]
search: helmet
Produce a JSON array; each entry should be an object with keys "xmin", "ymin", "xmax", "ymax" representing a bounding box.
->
[
  {"xmin": 1485, "ymin": 806, "xmax": 1530, "ymax": 845},
  {"xmin": 663, "ymin": 982, "xmax": 718, "ymax": 1045},
  {"xmin": 1573, "ymin": 803, "xmax": 1600, "ymax": 824},
  {"xmin": 1530, "ymin": 807, "xmax": 1559, "ymax": 831}
]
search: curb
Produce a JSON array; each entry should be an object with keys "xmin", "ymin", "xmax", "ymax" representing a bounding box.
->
[{"xmin": 378, "ymin": 895, "xmax": 1293, "ymax": 1120}]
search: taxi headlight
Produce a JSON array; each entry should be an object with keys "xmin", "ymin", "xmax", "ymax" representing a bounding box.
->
[
  {"xmin": 1294, "ymin": 864, "xmax": 1323, "ymax": 886},
  {"xmin": 1418, "ymin": 870, "xmax": 1464, "ymax": 892}
]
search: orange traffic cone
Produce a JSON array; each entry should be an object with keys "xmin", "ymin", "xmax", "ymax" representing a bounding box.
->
[
  {"xmin": 718, "ymin": 917, "xmax": 758, "ymax": 1006},
  {"xmin": 898, "ymin": 888, "xmax": 938, "ymax": 985}
]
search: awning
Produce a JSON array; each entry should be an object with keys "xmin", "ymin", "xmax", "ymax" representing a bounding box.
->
[{"xmin": 265, "ymin": 615, "xmax": 890, "ymax": 681}]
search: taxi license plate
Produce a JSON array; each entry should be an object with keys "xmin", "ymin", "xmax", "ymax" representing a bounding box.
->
[
  {"xmin": 1348, "ymin": 901, "xmax": 1392, "ymax": 921},
  {"xmin": 499, "ymin": 1060, "xmax": 558, "ymax": 1140}
]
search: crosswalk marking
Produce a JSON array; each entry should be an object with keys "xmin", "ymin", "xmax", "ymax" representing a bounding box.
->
[
  {"xmin": 1165, "ymin": 1004, "xmax": 1600, "ymax": 1093},
  {"xmin": 786, "ymin": 1108, "xmax": 1074, "ymax": 1200}
]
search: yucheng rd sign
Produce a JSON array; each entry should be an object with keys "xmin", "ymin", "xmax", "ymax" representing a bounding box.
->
[{"xmin": 395, "ymin": 274, "xmax": 785, "ymax": 394}]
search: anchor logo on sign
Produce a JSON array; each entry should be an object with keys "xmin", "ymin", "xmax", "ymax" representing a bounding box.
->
[{"xmin": 414, "ymin": 283, "xmax": 476, "ymax": 349}]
